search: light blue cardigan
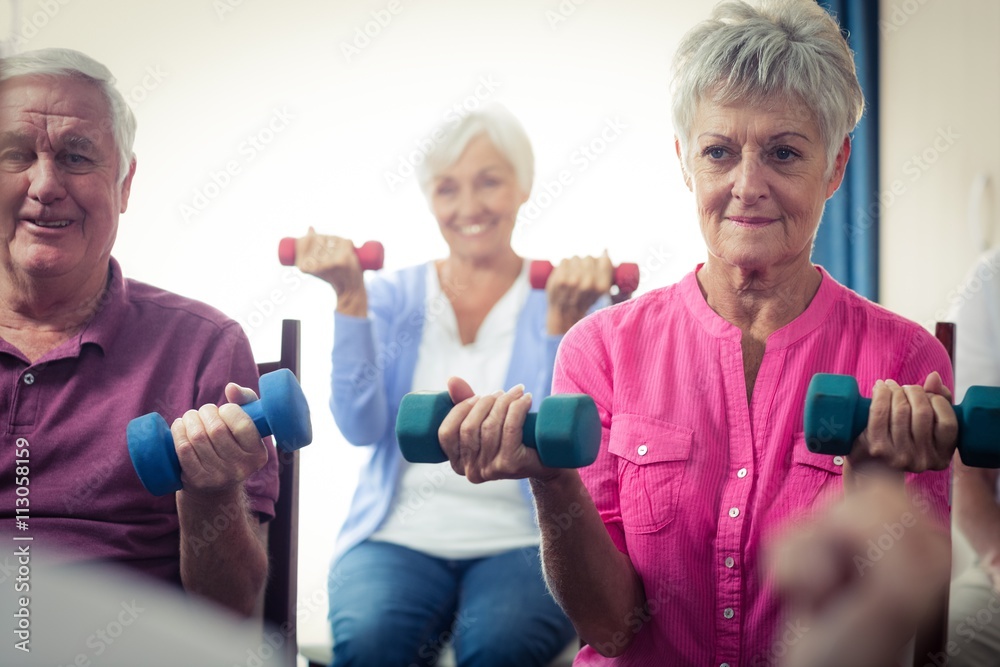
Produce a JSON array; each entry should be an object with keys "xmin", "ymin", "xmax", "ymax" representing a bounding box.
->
[{"xmin": 330, "ymin": 263, "xmax": 564, "ymax": 562}]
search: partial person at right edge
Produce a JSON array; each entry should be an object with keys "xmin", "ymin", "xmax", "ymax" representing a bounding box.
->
[
  {"xmin": 948, "ymin": 245, "xmax": 1000, "ymax": 667},
  {"xmin": 289, "ymin": 103, "xmax": 613, "ymax": 666}
]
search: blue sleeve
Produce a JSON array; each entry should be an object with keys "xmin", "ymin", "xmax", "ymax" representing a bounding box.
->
[{"xmin": 330, "ymin": 277, "xmax": 396, "ymax": 446}]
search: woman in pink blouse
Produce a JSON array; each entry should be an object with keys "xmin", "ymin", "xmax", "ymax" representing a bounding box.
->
[{"xmin": 432, "ymin": 1, "xmax": 958, "ymax": 664}]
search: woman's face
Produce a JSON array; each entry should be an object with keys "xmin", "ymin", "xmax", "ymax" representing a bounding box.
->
[
  {"xmin": 429, "ymin": 133, "xmax": 528, "ymax": 262},
  {"xmin": 678, "ymin": 97, "xmax": 849, "ymax": 275}
]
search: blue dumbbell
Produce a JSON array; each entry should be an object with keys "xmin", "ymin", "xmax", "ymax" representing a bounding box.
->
[
  {"xmin": 804, "ymin": 373, "xmax": 1000, "ymax": 467},
  {"xmin": 128, "ymin": 368, "xmax": 312, "ymax": 495},
  {"xmin": 395, "ymin": 391, "xmax": 601, "ymax": 468}
]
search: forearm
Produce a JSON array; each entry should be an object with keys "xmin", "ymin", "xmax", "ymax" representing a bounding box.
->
[
  {"xmin": 531, "ymin": 471, "xmax": 645, "ymax": 656},
  {"xmin": 954, "ymin": 460, "xmax": 1000, "ymax": 559},
  {"xmin": 177, "ymin": 485, "xmax": 268, "ymax": 616},
  {"xmin": 330, "ymin": 312, "xmax": 389, "ymax": 443}
]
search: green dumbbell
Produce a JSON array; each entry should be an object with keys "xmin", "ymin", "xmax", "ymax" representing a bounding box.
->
[
  {"xmin": 804, "ymin": 373, "xmax": 1000, "ymax": 467},
  {"xmin": 395, "ymin": 391, "xmax": 601, "ymax": 468}
]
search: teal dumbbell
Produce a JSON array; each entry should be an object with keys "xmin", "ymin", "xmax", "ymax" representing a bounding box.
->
[
  {"xmin": 804, "ymin": 373, "xmax": 1000, "ymax": 467},
  {"xmin": 395, "ymin": 391, "xmax": 601, "ymax": 468},
  {"xmin": 127, "ymin": 369, "xmax": 313, "ymax": 495}
]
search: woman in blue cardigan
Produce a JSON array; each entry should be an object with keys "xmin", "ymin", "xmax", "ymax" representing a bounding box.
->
[{"xmin": 296, "ymin": 103, "xmax": 612, "ymax": 666}]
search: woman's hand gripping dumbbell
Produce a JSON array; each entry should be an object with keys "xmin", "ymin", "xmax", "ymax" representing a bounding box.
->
[
  {"xmin": 803, "ymin": 372, "xmax": 967, "ymax": 470},
  {"xmin": 128, "ymin": 369, "xmax": 313, "ymax": 496},
  {"xmin": 396, "ymin": 379, "xmax": 601, "ymax": 481},
  {"xmin": 530, "ymin": 256, "xmax": 640, "ymax": 302},
  {"xmin": 279, "ymin": 227, "xmax": 382, "ymax": 317},
  {"xmin": 530, "ymin": 254, "xmax": 640, "ymax": 335}
]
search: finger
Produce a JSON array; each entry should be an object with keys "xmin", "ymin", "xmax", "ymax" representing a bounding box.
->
[
  {"xmin": 859, "ymin": 379, "xmax": 890, "ymax": 462},
  {"xmin": 225, "ymin": 382, "xmax": 259, "ymax": 406},
  {"xmin": 447, "ymin": 376, "xmax": 476, "ymax": 404},
  {"xmin": 472, "ymin": 385, "xmax": 526, "ymax": 482},
  {"xmin": 178, "ymin": 408, "xmax": 217, "ymax": 475},
  {"xmin": 923, "ymin": 370, "xmax": 954, "ymax": 403},
  {"xmin": 901, "ymin": 383, "xmax": 934, "ymax": 471},
  {"xmin": 438, "ymin": 394, "xmax": 479, "ymax": 475},
  {"xmin": 596, "ymin": 251, "xmax": 614, "ymax": 292},
  {"xmin": 498, "ymin": 392, "xmax": 535, "ymax": 473},
  {"xmin": 885, "ymin": 379, "xmax": 913, "ymax": 468},
  {"xmin": 458, "ymin": 390, "xmax": 503, "ymax": 472},
  {"xmin": 170, "ymin": 414, "xmax": 205, "ymax": 473},
  {"xmin": 929, "ymin": 394, "xmax": 959, "ymax": 466},
  {"xmin": 196, "ymin": 402, "xmax": 257, "ymax": 462},
  {"xmin": 217, "ymin": 402, "xmax": 265, "ymax": 458}
]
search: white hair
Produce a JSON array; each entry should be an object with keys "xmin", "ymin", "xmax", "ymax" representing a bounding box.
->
[
  {"xmin": 416, "ymin": 102, "xmax": 534, "ymax": 197},
  {"xmin": 671, "ymin": 0, "xmax": 864, "ymax": 170},
  {"xmin": 0, "ymin": 48, "xmax": 136, "ymax": 183}
]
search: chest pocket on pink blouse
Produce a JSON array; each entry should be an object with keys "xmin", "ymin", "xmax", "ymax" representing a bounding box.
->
[
  {"xmin": 789, "ymin": 431, "xmax": 845, "ymax": 511},
  {"xmin": 609, "ymin": 414, "xmax": 693, "ymax": 534}
]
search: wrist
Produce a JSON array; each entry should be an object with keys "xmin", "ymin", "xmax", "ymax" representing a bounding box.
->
[
  {"xmin": 177, "ymin": 484, "xmax": 247, "ymax": 516},
  {"xmin": 547, "ymin": 309, "xmax": 586, "ymax": 335},
  {"xmin": 336, "ymin": 289, "xmax": 368, "ymax": 317}
]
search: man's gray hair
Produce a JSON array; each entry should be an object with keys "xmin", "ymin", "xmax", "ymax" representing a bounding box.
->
[
  {"xmin": 671, "ymin": 0, "xmax": 864, "ymax": 170},
  {"xmin": 0, "ymin": 48, "xmax": 136, "ymax": 183}
]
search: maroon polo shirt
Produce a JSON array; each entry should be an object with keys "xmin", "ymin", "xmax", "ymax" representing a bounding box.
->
[{"xmin": 0, "ymin": 258, "xmax": 279, "ymax": 586}]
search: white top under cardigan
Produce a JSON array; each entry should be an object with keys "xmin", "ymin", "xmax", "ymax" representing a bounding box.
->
[{"xmin": 368, "ymin": 262, "xmax": 540, "ymax": 558}]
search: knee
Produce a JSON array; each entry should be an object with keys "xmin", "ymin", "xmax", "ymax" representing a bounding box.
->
[{"xmin": 331, "ymin": 618, "xmax": 412, "ymax": 667}]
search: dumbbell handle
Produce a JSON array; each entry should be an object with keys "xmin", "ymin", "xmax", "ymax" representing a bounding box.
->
[
  {"xmin": 809, "ymin": 392, "xmax": 977, "ymax": 451},
  {"xmin": 529, "ymin": 260, "xmax": 640, "ymax": 294},
  {"xmin": 804, "ymin": 373, "xmax": 1000, "ymax": 467},
  {"xmin": 278, "ymin": 237, "xmax": 384, "ymax": 270},
  {"xmin": 395, "ymin": 391, "xmax": 599, "ymax": 468},
  {"xmin": 128, "ymin": 369, "xmax": 312, "ymax": 496}
]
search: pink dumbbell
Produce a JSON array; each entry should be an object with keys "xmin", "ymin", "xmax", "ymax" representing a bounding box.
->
[
  {"xmin": 529, "ymin": 260, "xmax": 640, "ymax": 297},
  {"xmin": 278, "ymin": 237, "xmax": 385, "ymax": 271}
]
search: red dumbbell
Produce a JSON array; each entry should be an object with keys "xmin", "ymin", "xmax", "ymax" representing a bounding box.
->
[
  {"xmin": 278, "ymin": 237, "xmax": 385, "ymax": 271},
  {"xmin": 529, "ymin": 260, "xmax": 640, "ymax": 297}
]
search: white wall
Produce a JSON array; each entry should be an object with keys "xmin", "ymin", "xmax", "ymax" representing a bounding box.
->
[
  {"xmin": 880, "ymin": 0, "xmax": 1000, "ymax": 575},
  {"xmin": 1, "ymin": 0, "xmax": 720, "ymax": 651},
  {"xmin": 879, "ymin": 0, "xmax": 1000, "ymax": 329}
]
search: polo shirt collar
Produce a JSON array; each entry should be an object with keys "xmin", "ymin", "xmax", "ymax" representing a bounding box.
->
[{"xmin": 79, "ymin": 256, "xmax": 128, "ymax": 354}]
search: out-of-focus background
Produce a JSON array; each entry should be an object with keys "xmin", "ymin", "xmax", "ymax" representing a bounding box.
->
[{"xmin": 2, "ymin": 0, "xmax": 997, "ymax": 661}]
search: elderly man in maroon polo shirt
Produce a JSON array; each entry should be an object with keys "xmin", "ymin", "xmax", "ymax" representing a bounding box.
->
[{"xmin": 0, "ymin": 48, "xmax": 278, "ymax": 616}]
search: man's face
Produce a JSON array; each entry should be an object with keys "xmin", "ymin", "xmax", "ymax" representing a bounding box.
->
[{"xmin": 0, "ymin": 74, "xmax": 134, "ymax": 287}]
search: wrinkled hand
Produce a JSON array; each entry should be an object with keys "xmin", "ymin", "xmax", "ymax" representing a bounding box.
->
[
  {"xmin": 171, "ymin": 383, "xmax": 269, "ymax": 495},
  {"xmin": 545, "ymin": 253, "xmax": 614, "ymax": 335},
  {"xmin": 437, "ymin": 377, "xmax": 558, "ymax": 483},
  {"xmin": 295, "ymin": 227, "xmax": 367, "ymax": 313},
  {"xmin": 769, "ymin": 477, "xmax": 950, "ymax": 667},
  {"xmin": 851, "ymin": 371, "xmax": 957, "ymax": 473}
]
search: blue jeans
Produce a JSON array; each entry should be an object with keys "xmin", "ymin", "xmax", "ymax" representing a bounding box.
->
[{"xmin": 329, "ymin": 541, "xmax": 576, "ymax": 667}]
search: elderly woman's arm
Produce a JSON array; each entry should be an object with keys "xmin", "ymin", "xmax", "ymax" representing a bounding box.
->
[{"xmin": 530, "ymin": 471, "xmax": 647, "ymax": 656}]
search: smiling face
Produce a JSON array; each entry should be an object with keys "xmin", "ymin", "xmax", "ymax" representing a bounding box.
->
[
  {"xmin": 678, "ymin": 96, "xmax": 849, "ymax": 277},
  {"xmin": 0, "ymin": 74, "xmax": 134, "ymax": 291},
  {"xmin": 428, "ymin": 133, "xmax": 528, "ymax": 263}
]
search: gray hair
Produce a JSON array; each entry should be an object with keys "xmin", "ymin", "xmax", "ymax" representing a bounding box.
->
[
  {"xmin": 416, "ymin": 102, "xmax": 534, "ymax": 197},
  {"xmin": 671, "ymin": 0, "xmax": 864, "ymax": 169},
  {"xmin": 0, "ymin": 48, "xmax": 136, "ymax": 183}
]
